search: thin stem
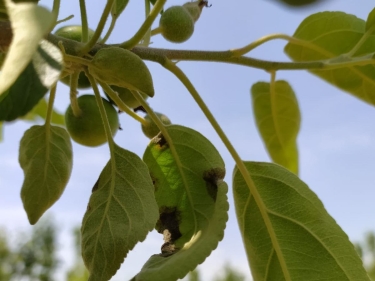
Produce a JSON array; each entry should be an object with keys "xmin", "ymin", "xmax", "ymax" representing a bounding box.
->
[
  {"xmin": 230, "ymin": 33, "xmax": 331, "ymax": 57},
  {"xmin": 85, "ymin": 70, "xmax": 116, "ymax": 152},
  {"xmin": 55, "ymin": 15, "xmax": 74, "ymax": 27},
  {"xmin": 51, "ymin": 0, "xmax": 61, "ymax": 31},
  {"xmin": 100, "ymin": 16, "xmax": 116, "ymax": 44},
  {"xmin": 45, "ymin": 83, "xmax": 57, "ymax": 128},
  {"xmin": 69, "ymin": 72, "xmax": 82, "ymax": 117},
  {"xmin": 162, "ymin": 58, "xmax": 292, "ymax": 280},
  {"xmin": 99, "ymin": 82, "xmax": 148, "ymax": 126},
  {"xmin": 78, "ymin": 0, "xmax": 115, "ymax": 55},
  {"xmin": 79, "ymin": 0, "xmax": 89, "ymax": 43},
  {"xmin": 119, "ymin": 0, "xmax": 166, "ymax": 49},
  {"xmin": 142, "ymin": 0, "xmax": 152, "ymax": 46},
  {"xmin": 346, "ymin": 25, "xmax": 375, "ymax": 58}
]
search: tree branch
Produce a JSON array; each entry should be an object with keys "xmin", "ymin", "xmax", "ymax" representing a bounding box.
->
[{"xmin": 0, "ymin": 21, "xmax": 324, "ymax": 71}]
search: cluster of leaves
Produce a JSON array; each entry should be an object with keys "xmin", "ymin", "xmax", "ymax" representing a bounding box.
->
[{"xmin": 1, "ymin": 0, "xmax": 375, "ymax": 280}]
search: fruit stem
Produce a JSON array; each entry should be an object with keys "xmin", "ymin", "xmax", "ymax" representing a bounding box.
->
[
  {"xmin": 51, "ymin": 0, "xmax": 61, "ymax": 32},
  {"xmin": 150, "ymin": 27, "xmax": 162, "ymax": 36},
  {"xmin": 100, "ymin": 16, "xmax": 116, "ymax": 44},
  {"xmin": 119, "ymin": 0, "xmax": 166, "ymax": 49},
  {"xmin": 69, "ymin": 72, "xmax": 82, "ymax": 117},
  {"xmin": 99, "ymin": 82, "xmax": 148, "ymax": 126},
  {"xmin": 45, "ymin": 83, "xmax": 57, "ymax": 129},
  {"xmin": 78, "ymin": 0, "xmax": 115, "ymax": 55},
  {"xmin": 79, "ymin": 0, "xmax": 89, "ymax": 43},
  {"xmin": 142, "ymin": 0, "xmax": 151, "ymax": 46},
  {"xmin": 84, "ymin": 70, "xmax": 116, "ymax": 151},
  {"xmin": 230, "ymin": 33, "xmax": 331, "ymax": 57},
  {"xmin": 162, "ymin": 58, "xmax": 292, "ymax": 279}
]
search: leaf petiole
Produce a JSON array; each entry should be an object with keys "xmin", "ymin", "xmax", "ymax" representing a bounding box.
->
[
  {"xmin": 78, "ymin": 0, "xmax": 115, "ymax": 55},
  {"xmin": 79, "ymin": 0, "xmax": 89, "ymax": 43},
  {"xmin": 85, "ymin": 71, "xmax": 116, "ymax": 154},
  {"xmin": 99, "ymin": 82, "xmax": 148, "ymax": 126},
  {"xmin": 119, "ymin": 0, "xmax": 166, "ymax": 49}
]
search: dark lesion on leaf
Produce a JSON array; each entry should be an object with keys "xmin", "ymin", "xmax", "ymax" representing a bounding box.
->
[
  {"xmin": 151, "ymin": 133, "xmax": 168, "ymax": 148},
  {"xmin": 203, "ymin": 167, "xmax": 225, "ymax": 201},
  {"xmin": 156, "ymin": 206, "xmax": 181, "ymax": 255}
]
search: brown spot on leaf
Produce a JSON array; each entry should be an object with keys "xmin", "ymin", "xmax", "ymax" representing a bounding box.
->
[
  {"xmin": 156, "ymin": 206, "xmax": 181, "ymax": 244},
  {"xmin": 203, "ymin": 167, "xmax": 225, "ymax": 201},
  {"xmin": 155, "ymin": 134, "xmax": 167, "ymax": 147}
]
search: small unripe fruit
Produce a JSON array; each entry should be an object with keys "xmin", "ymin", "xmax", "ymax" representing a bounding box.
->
[
  {"xmin": 55, "ymin": 25, "xmax": 96, "ymax": 89},
  {"xmin": 159, "ymin": 6, "xmax": 195, "ymax": 43},
  {"xmin": 141, "ymin": 112, "xmax": 171, "ymax": 139},
  {"xmin": 65, "ymin": 95, "xmax": 119, "ymax": 147},
  {"xmin": 105, "ymin": 86, "xmax": 148, "ymax": 109},
  {"xmin": 88, "ymin": 47, "xmax": 154, "ymax": 97}
]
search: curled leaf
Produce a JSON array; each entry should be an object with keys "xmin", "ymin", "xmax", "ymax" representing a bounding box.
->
[{"xmin": 137, "ymin": 125, "xmax": 228, "ymax": 281}]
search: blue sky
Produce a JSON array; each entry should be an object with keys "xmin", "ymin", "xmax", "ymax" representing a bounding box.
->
[{"xmin": 1, "ymin": 0, "xmax": 375, "ymax": 280}]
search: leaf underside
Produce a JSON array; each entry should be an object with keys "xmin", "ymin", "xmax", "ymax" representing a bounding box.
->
[
  {"xmin": 19, "ymin": 125, "xmax": 73, "ymax": 225},
  {"xmin": 233, "ymin": 161, "xmax": 370, "ymax": 281},
  {"xmin": 285, "ymin": 11, "xmax": 375, "ymax": 106},
  {"xmin": 251, "ymin": 80, "xmax": 300, "ymax": 174},
  {"xmin": 81, "ymin": 144, "xmax": 159, "ymax": 281},
  {"xmin": 137, "ymin": 125, "xmax": 228, "ymax": 281}
]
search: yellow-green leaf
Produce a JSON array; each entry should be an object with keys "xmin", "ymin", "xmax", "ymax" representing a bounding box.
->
[
  {"xmin": 0, "ymin": 0, "xmax": 53, "ymax": 95},
  {"xmin": 19, "ymin": 125, "xmax": 73, "ymax": 225},
  {"xmin": 251, "ymin": 80, "xmax": 300, "ymax": 174},
  {"xmin": 285, "ymin": 11, "xmax": 375, "ymax": 106},
  {"xmin": 366, "ymin": 7, "xmax": 375, "ymax": 34},
  {"xmin": 233, "ymin": 161, "xmax": 371, "ymax": 281},
  {"xmin": 81, "ymin": 144, "xmax": 158, "ymax": 281}
]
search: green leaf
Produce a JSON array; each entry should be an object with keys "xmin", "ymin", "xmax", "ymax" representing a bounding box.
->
[
  {"xmin": 285, "ymin": 11, "xmax": 375, "ymax": 106},
  {"xmin": 134, "ymin": 182, "xmax": 228, "ymax": 281},
  {"xmin": 0, "ymin": 40, "xmax": 63, "ymax": 121},
  {"xmin": 0, "ymin": 0, "xmax": 53, "ymax": 95},
  {"xmin": 81, "ymin": 144, "xmax": 159, "ymax": 281},
  {"xmin": 111, "ymin": 0, "xmax": 129, "ymax": 19},
  {"xmin": 251, "ymin": 80, "xmax": 300, "ymax": 174},
  {"xmin": 19, "ymin": 125, "xmax": 73, "ymax": 225},
  {"xmin": 366, "ymin": 8, "xmax": 375, "ymax": 34},
  {"xmin": 137, "ymin": 125, "xmax": 228, "ymax": 281},
  {"xmin": 22, "ymin": 97, "xmax": 65, "ymax": 125},
  {"xmin": 233, "ymin": 162, "xmax": 370, "ymax": 281}
]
